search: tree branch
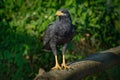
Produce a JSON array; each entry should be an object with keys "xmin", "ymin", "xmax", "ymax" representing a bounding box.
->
[{"xmin": 34, "ymin": 46, "xmax": 120, "ymax": 80}]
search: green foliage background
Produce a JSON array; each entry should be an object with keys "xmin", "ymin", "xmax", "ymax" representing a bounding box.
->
[{"xmin": 0, "ymin": 0, "xmax": 120, "ymax": 80}]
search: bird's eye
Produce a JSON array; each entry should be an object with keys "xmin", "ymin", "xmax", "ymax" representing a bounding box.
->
[{"xmin": 61, "ymin": 11, "xmax": 64, "ymax": 13}]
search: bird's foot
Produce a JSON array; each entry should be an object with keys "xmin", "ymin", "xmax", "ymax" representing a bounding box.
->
[
  {"xmin": 61, "ymin": 63, "xmax": 70, "ymax": 69},
  {"xmin": 51, "ymin": 64, "xmax": 61, "ymax": 70}
]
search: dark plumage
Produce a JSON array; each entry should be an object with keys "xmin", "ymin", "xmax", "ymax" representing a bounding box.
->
[{"xmin": 43, "ymin": 9, "xmax": 75, "ymax": 69}]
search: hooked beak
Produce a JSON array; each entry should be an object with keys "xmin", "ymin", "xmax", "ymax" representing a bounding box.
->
[{"xmin": 56, "ymin": 11, "xmax": 65, "ymax": 16}]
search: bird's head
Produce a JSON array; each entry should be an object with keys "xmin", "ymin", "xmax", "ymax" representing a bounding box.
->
[{"xmin": 56, "ymin": 9, "xmax": 70, "ymax": 17}]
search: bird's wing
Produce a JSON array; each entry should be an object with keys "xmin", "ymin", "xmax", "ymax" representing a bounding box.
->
[{"xmin": 43, "ymin": 22, "xmax": 56, "ymax": 50}]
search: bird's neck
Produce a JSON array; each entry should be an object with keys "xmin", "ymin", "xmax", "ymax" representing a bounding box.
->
[{"xmin": 59, "ymin": 16, "xmax": 72, "ymax": 23}]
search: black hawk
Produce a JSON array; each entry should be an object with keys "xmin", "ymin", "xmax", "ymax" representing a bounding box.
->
[{"xmin": 43, "ymin": 9, "xmax": 75, "ymax": 69}]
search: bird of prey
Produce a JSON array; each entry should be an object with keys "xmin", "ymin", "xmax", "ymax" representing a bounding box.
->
[{"xmin": 43, "ymin": 9, "xmax": 75, "ymax": 70}]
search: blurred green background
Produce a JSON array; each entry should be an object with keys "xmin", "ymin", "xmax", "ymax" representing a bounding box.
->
[{"xmin": 0, "ymin": 0, "xmax": 120, "ymax": 80}]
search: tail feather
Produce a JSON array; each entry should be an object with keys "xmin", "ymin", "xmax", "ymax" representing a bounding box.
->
[{"xmin": 42, "ymin": 44, "xmax": 51, "ymax": 51}]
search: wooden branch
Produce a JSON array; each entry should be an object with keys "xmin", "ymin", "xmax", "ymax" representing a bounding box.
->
[{"xmin": 34, "ymin": 46, "xmax": 120, "ymax": 80}]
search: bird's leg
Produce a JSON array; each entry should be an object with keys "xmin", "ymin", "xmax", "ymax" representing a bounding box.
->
[
  {"xmin": 50, "ymin": 44, "xmax": 61, "ymax": 70},
  {"xmin": 52, "ymin": 55, "xmax": 61, "ymax": 70},
  {"xmin": 61, "ymin": 44, "xmax": 70, "ymax": 69},
  {"xmin": 61, "ymin": 54, "xmax": 70, "ymax": 69}
]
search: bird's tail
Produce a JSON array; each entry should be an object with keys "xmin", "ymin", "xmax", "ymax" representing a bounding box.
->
[{"xmin": 42, "ymin": 44, "xmax": 51, "ymax": 51}]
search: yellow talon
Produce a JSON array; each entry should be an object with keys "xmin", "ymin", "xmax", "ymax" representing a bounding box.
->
[
  {"xmin": 61, "ymin": 54, "xmax": 70, "ymax": 69},
  {"xmin": 51, "ymin": 64, "xmax": 61, "ymax": 70},
  {"xmin": 61, "ymin": 63, "xmax": 70, "ymax": 69},
  {"xmin": 52, "ymin": 55, "xmax": 61, "ymax": 70}
]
